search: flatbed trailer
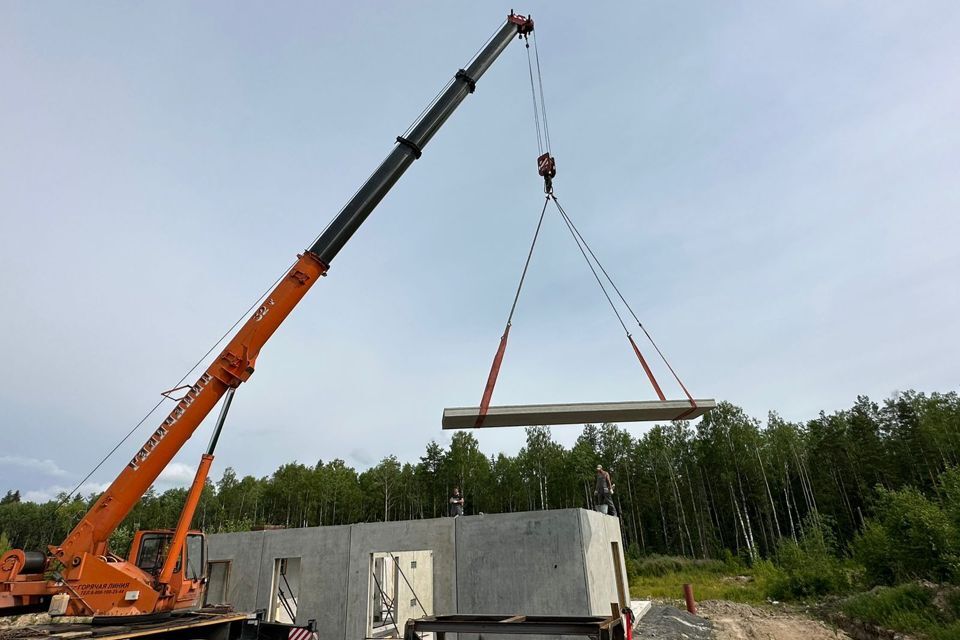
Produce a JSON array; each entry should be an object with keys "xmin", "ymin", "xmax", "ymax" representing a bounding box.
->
[{"xmin": 0, "ymin": 608, "xmax": 314, "ymax": 640}]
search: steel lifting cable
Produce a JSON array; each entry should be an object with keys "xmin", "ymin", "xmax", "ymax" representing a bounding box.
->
[
  {"xmin": 474, "ymin": 196, "xmax": 551, "ymax": 427},
  {"xmin": 532, "ymin": 30, "xmax": 551, "ymax": 154},
  {"xmin": 525, "ymin": 40, "xmax": 544, "ymax": 156},
  {"xmin": 477, "ymin": 23, "xmax": 694, "ymax": 420},
  {"xmin": 525, "ymin": 27, "xmax": 552, "ymax": 157},
  {"xmin": 60, "ymin": 260, "xmax": 298, "ymax": 504},
  {"xmin": 475, "ymin": 19, "xmax": 694, "ymax": 419},
  {"xmin": 551, "ymin": 195, "xmax": 698, "ymax": 414},
  {"xmin": 550, "ymin": 196, "xmax": 664, "ymax": 400},
  {"xmin": 526, "ymin": 31, "xmax": 557, "ymax": 195},
  {"xmin": 507, "ymin": 197, "xmax": 551, "ymax": 325},
  {"xmin": 473, "ymin": 29, "xmax": 554, "ymax": 426}
]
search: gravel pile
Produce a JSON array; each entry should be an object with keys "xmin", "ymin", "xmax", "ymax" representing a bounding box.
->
[{"xmin": 634, "ymin": 603, "xmax": 713, "ymax": 639}]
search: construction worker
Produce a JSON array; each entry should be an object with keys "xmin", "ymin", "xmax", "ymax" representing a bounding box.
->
[
  {"xmin": 448, "ymin": 486, "xmax": 464, "ymax": 517},
  {"xmin": 595, "ymin": 465, "xmax": 617, "ymax": 516}
]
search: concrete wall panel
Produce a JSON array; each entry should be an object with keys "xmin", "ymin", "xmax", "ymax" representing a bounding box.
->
[
  {"xmin": 578, "ymin": 510, "xmax": 628, "ymax": 615},
  {"xmin": 258, "ymin": 525, "xmax": 351, "ymax": 632},
  {"xmin": 208, "ymin": 509, "xmax": 622, "ymax": 640},
  {"xmin": 345, "ymin": 517, "xmax": 456, "ymax": 640},
  {"xmin": 207, "ymin": 530, "xmax": 265, "ymax": 613},
  {"xmin": 455, "ymin": 510, "xmax": 590, "ymax": 615}
]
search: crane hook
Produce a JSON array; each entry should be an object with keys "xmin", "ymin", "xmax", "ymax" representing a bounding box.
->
[{"xmin": 537, "ymin": 152, "xmax": 556, "ymax": 194}]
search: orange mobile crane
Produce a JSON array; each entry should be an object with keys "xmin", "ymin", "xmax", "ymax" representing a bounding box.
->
[{"xmin": 0, "ymin": 11, "xmax": 535, "ymax": 627}]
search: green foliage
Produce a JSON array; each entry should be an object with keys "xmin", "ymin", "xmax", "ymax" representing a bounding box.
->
[
  {"xmin": 0, "ymin": 531, "xmax": 11, "ymax": 555},
  {"xmin": 0, "ymin": 388, "xmax": 957, "ymax": 609},
  {"xmin": 853, "ymin": 481, "xmax": 959, "ymax": 586},
  {"xmin": 629, "ymin": 554, "xmax": 731, "ymax": 578},
  {"xmin": 764, "ymin": 522, "xmax": 852, "ymax": 600},
  {"xmin": 109, "ymin": 524, "xmax": 133, "ymax": 558},
  {"xmin": 841, "ymin": 583, "xmax": 960, "ymax": 640},
  {"xmin": 938, "ymin": 466, "xmax": 960, "ymax": 541},
  {"xmin": 627, "ymin": 554, "xmax": 767, "ymax": 603},
  {"xmin": 215, "ymin": 518, "xmax": 256, "ymax": 533},
  {"xmin": 852, "ymin": 521, "xmax": 897, "ymax": 586}
]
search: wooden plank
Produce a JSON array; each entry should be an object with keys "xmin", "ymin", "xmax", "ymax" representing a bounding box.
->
[
  {"xmin": 0, "ymin": 613, "xmax": 247, "ymax": 640},
  {"xmin": 89, "ymin": 627, "xmax": 131, "ymax": 637},
  {"xmin": 442, "ymin": 399, "xmax": 716, "ymax": 429}
]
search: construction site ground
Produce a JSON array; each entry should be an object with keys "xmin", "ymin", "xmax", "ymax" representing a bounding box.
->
[{"xmin": 637, "ymin": 600, "xmax": 853, "ymax": 640}]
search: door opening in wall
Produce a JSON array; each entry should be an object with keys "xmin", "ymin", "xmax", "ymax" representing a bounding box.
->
[
  {"xmin": 367, "ymin": 551, "xmax": 434, "ymax": 639},
  {"xmin": 204, "ymin": 560, "xmax": 231, "ymax": 606},
  {"xmin": 611, "ymin": 541, "xmax": 627, "ymax": 608},
  {"xmin": 269, "ymin": 556, "xmax": 301, "ymax": 623}
]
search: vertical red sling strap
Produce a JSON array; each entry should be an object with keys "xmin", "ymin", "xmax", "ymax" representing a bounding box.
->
[
  {"xmin": 475, "ymin": 324, "xmax": 511, "ymax": 427},
  {"xmin": 474, "ymin": 197, "xmax": 550, "ymax": 428},
  {"xmin": 627, "ymin": 334, "xmax": 666, "ymax": 402},
  {"xmin": 553, "ymin": 195, "xmax": 699, "ymax": 416},
  {"xmin": 474, "ymin": 31, "xmax": 699, "ymax": 422},
  {"xmin": 638, "ymin": 324, "xmax": 699, "ymax": 419}
]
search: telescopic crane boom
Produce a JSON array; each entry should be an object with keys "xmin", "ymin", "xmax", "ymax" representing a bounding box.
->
[{"xmin": 0, "ymin": 12, "xmax": 534, "ymax": 617}]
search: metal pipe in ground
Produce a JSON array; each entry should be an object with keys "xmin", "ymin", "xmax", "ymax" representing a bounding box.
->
[{"xmin": 683, "ymin": 583, "xmax": 697, "ymax": 615}]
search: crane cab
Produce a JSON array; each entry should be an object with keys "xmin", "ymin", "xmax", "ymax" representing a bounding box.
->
[{"xmin": 128, "ymin": 529, "xmax": 207, "ymax": 610}]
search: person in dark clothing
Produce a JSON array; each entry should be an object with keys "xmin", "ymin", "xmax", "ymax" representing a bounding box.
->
[
  {"xmin": 594, "ymin": 465, "xmax": 617, "ymax": 516},
  {"xmin": 448, "ymin": 486, "xmax": 464, "ymax": 517}
]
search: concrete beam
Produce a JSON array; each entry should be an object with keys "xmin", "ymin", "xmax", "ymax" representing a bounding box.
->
[{"xmin": 442, "ymin": 399, "xmax": 716, "ymax": 429}]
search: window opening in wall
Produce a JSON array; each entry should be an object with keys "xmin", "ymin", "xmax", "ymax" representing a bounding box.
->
[
  {"xmin": 204, "ymin": 560, "xmax": 231, "ymax": 606},
  {"xmin": 367, "ymin": 550, "xmax": 434, "ymax": 639},
  {"xmin": 269, "ymin": 556, "xmax": 301, "ymax": 623}
]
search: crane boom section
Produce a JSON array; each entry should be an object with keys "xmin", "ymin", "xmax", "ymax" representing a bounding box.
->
[
  {"xmin": 55, "ymin": 252, "xmax": 327, "ymax": 568},
  {"xmin": 53, "ymin": 13, "xmax": 534, "ymax": 571},
  {"xmin": 311, "ymin": 18, "xmax": 530, "ymax": 264}
]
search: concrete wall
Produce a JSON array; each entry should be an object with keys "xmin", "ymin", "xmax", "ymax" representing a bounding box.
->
[
  {"xmin": 344, "ymin": 518, "xmax": 455, "ymax": 640},
  {"xmin": 259, "ymin": 526, "xmax": 351, "ymax": 630},
  {"xmin": 207, "ymin": 529, "xmax": 265, "ymax": 613},
  {"xmin": 579, "ymin": 509, "xmax": 629, "ymax": 615},
  {"xmin": 455, "ymin": 510, "xmax": 591, "ymax": 615},
  {"xmin": 207, "ymin": 509, "xmax": 624, "ymax": 639}
]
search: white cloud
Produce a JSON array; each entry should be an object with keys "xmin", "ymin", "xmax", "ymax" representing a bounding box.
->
[
  {"xmin": 0, "ymin": 455, "xmax": 68, "ymax": 477},
  {"xmin": 23, "ymin": 481, "xmax": 111, "ymax": 503},
  {"xmin": 14, "ymin": 463, "xmax": 196, "ymax": 503},
  {"xmin": 349, "ymin": 449, "xmax": 374, "ymax": 467},
  {"xmin": 155, "ymin": 462, "xmax": 196, "ymax": 490},
  {"xmin": 1, "ymin": 2, "xmax": 958, "ymax": 489}
]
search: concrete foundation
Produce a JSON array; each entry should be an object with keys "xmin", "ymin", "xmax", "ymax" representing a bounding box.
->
[
  {"xmin": 442, "ymin": 399, "xmax": 716, "ymax": 429},
  {"xmin": 205, "ymin": 509, "xmax": 628, "ymax": 639}
]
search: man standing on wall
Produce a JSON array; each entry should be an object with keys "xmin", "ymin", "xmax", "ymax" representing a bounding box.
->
[
  {"xmin": 595, "ymin": 465, "xmax": 617, "ymax": 516},
  {"xmin": 449, "ymin": 486, "xmax": 464, "ymax": 517}
]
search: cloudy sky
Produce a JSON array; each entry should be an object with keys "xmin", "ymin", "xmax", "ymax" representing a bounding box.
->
[{"xmin": 1, "ymin": 2, "xmax": 957, "ymax": 502}]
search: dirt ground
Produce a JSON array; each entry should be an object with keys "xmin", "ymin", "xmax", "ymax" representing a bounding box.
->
[{"xmin": 697, "ymin": 600, "xmax": 851, "ymax": 640}]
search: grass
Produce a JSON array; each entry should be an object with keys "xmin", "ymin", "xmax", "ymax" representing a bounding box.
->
[
  {"xmin": 627, "ymin": 555, "xmax": 768, "ymax": 603},
  {"xmin": 841, "ymin": 583, "xmax": 960, "ymax": 640},
  {"xmin": 626, "ymin": 554, "xmax": 960, "ymax": 640}
]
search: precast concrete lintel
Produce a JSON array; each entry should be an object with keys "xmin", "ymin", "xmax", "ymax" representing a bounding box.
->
[{"xmin": 442, "ymin": 399, "xmax": 716, "ymax": 429}]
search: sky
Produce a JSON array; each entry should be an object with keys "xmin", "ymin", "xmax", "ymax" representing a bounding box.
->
[{"xmin": 1, "ymin": 2, "xmax": 958, "ymax": 502}]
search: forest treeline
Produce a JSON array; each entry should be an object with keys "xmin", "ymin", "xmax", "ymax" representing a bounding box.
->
[{"xmin": 1, "ymin": 390, "xmax": 958, "ymax": 567}]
